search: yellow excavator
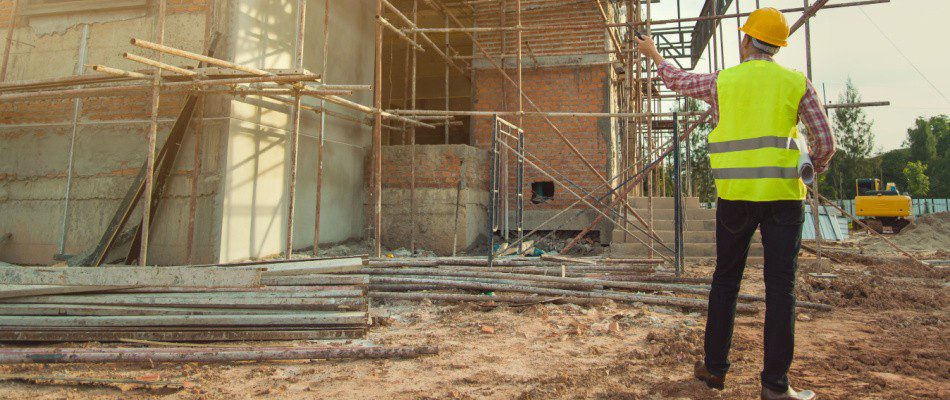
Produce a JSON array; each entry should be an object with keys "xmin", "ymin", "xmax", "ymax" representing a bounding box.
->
[{"xmin": 854, "ymin": 178, "xmax": 912, "ymax": 233}]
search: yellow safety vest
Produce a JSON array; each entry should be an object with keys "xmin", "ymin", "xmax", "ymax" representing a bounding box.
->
[{"xmin": 709, "ymin": 60, "xmax": 808, "ymax": 201}]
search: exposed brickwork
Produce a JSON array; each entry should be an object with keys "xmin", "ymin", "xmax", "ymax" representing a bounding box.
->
[
  {"xmin": 0, "ymin": 0, "xmax": 14, "ymax": 29},
  {"xmin": 80, "ymin": 93, "xmax": 188, "ymax": 121},
  {"xmin": 473, "ymin": 0, "xmax": 607, "ymax": 57},
  {"xmin": 473, "ymin": 65, "xmax": 611, "ymax": 210},
  {"xmin": 0, "ymin": 99, "xmax": 72, "ymax": 124},
  {"xmin": 382, "ymin": 145, "xmax": 489, "ymax": 191},
  {"xmin": 167, "ymin": 0, "xmax": 208, "ymax": 14}
]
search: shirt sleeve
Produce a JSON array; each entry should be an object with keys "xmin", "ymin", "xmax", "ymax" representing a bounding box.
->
[
  {"xmin": 656, "ymin": 60, "xmax": 718, "ymax": 105},
  {"xmin": 799, "ymin": 79, "xmax": 836, "ymax": 174}
]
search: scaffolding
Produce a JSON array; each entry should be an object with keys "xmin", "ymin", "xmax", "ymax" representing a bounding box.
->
[{"xmin": 1, "ymin": 0, "xmax": 917, "ymax": 269}]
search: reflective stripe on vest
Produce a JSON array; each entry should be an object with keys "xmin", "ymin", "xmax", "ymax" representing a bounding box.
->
[
  {"xmin": 708, "ymin": 60, "xmax": 808, "ymax": 201},
  {"xmin": 707, "ymin": 136, "xmax": 798, "ymax": 154},
  {"xmin": 713, "ymin": 166, "xmax": 800, "ymax": 180}
]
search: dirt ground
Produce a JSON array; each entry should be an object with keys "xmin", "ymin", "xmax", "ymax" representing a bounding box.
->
[{"xmin": 0, "ymin": 246, "xmax": 947, "ymax": 399}]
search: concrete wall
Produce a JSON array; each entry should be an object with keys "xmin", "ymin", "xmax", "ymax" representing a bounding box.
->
[
  {"xmin": 0, "ymin": 2, "xmax": 223, "ymax": 265},
  {"xmin": 217, "ymin": 0, "xmax": 373, "ymax": 261},
  {"xmin": 0, "ymin": 0, "xmax": 375, "ymax": 265},
  {"xmin": 381, "ymin": 145, "xmax": 490, "ymax": 255}
]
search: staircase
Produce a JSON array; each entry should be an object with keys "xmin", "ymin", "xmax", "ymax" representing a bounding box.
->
[{"xmin": 608, "ymin": 197, "xmax": 764, "ymax": 259}]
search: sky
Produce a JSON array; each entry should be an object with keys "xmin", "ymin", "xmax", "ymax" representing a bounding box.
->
[{"xmin": 650, "ymin": 0, "xmax": 950, "ymax": 153}]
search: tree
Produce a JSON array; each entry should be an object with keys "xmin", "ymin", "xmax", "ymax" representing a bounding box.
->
[
  {"xmin": 906, "ymin": 117, "xmax": 937, "ymax": 164},
  {"xmin": 902, "ymin": 115, "xmax": 949, "ymax": 197},
  {"xmin": 819, "ymin": 78, "xmax": 877, "ymax": 199},
  {"xmin": 833, "ymin": 78, "xmax": 875, "ymax": 159},
  {"xmin": 875, "ymin": 148, "xmax": 910, "ymax": 192},
  {"xmin": 902, "ymin": 161, "xmax": 930, "ymax": 197}
]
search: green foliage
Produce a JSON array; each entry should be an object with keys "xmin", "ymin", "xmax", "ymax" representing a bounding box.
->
[
  {"xmin": 906, "ymin": 117, "xmax": 937, "ymax": 164},
  {"xmin": 902, "ymin": 161, "xmax": 930, "ymax": 197},
  {"xmin": 875, "ymin": 148, "xmax": 911, "ymax": 190},
  {"xmin": 832, "ymin": 79, "xmax": 875, "ymax": 159},
  {"xmin": 819, "ymin": 78, "xmax": 878, "ymax": 199},
  {"xmin": 890, "ymin": 114, "xmax": 950, "ymax": 197}
]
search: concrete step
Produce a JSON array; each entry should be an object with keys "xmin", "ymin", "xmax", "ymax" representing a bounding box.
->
[
  {"xmin": 623, "ymin": 208, "xmax": 716, "ymax": 221},
  {"xmin": 610, "ymin": 242, "xmax": 764, "ymax": 258},
  {"xmin": 611, "ymin": 229, "xmax": 762, "ymax": 244},
  {"xmin": 627, "ymin": 219, "xmax": 717, "ymax": 231},
  {"xmin": 626, "ymin": 197, "xmax": 702, "ymax": 209}
]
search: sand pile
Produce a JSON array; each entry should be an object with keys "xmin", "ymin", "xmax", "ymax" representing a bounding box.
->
[{"xmin": 888, "ymin": 212, "xmax": 950, "ymax": 252}]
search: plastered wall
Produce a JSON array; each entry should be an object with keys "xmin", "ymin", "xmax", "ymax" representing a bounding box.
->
[
  {"xmin": 0, "ymin": 2, "xmax": 222, "ymax": 265},
  {"xmin": 217, "ymin": 0, "xmax": 373, "ymax": 262},
  {"xmin": 0, "ymin": 0, "xmax": 375, "ymax": 265}
]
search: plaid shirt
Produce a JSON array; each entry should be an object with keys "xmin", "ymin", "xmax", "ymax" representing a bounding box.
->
[{"xmin": 657, "ymin": 55, "xmax": 836, "ymax": 173}]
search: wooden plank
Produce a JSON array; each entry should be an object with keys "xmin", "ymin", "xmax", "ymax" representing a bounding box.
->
[
  {"xmin": 0, "ymin": 266, "xmax": 261, "ymax": 287},
  {"xmin": 0, "ymin": 328, "xmax": 366, "ymax": 342},
  {"xmin": 0, "ymin": 311, "xmax": 368, "ymax": 327}
]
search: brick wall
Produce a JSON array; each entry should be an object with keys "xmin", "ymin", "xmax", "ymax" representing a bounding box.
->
[
  {"xmin": 473, "ymin": 0, "xmax": 608, "ymax": 57},
  {"xmin": 382, "ymin": 144, "xmax": 489, "ymax": 191},
  {"xmin": 473, "ymin": 65, "xmax": 611, "ymax": 210},
  {"xmin": 0, "ymin": 0, "xmax": 14, "ymax": 29}
]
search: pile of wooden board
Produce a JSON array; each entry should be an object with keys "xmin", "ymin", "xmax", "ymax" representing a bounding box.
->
[{"xmin": 0, "ymin": 257, "xmax": 369, "ymax": 342}]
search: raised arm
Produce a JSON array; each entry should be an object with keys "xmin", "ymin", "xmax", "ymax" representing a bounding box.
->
[{"xmin": 635, "ymin": 35, "xmax": 718, "ymax": 104}]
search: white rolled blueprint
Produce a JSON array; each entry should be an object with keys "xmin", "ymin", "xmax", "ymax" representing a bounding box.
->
[{"xmin": 796, "ymin": 137, "xmax": 815, "ymax": 185}]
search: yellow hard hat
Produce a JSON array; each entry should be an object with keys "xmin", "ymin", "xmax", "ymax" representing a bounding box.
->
[{"xmin": 739, "ymin": 7, "xmax": 790, "ymax": 47}]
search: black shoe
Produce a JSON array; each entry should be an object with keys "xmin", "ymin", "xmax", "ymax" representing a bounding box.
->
[
  {"xmin": 693, "ymin": 360, "xmax": 725, "ymax": 390},
  {"xmin": 761, "ymin": 387, "xmax": 816, "ymax": 400}
]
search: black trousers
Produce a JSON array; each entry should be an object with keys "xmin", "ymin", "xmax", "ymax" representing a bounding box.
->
[{"xmin": 704, "ymin": 198, "xmax": 804, "ymax": 392}]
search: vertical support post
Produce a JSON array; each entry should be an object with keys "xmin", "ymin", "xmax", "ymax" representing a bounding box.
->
[
  {"xmin": 645, "ymin": 0, "xmax": 654, "ymax": 258},
  {"xmin": 672, "ymin": 112, "xmax": 683, "ymax": 276},
  {"xmin": 373, "ymin": 0, "xmax": 384, "ymax": 257},
  {"xmin": 187, "ymin": 7, "xmax": 217, "ymax": 263},
  {"xmin": 443, "ymin": 12, "xmax": 450, "ymax": 144},
  {"xmin": 710, "ymin": 0, "xmax": 719, "ymax": 71},
  {"xmin": 802, "ymin": 0, "xmax": 822, "ymax": 269},
  {"xmin": 140, "ymin": 0, "xmax": 167, "ymax": 266},
  {"xmin": 516, "ymin": 125, "xmax": 525, "ymax": 254},
  {"xmin": 718, "ymin": 1, "xmax": 726, "ymax": 67},
  {"xmin": 284, "ymin": 0, "xmax": 307, "ymax": 259},
  {"xmin": 409, "ymin": 0, "xmax": 418, "ymax": 253},
  {"xmin": 314, "ymin": 0, "xmax": 331, "ymax": 255},
  {"xmin": 735, "ymin": 0, "xmax": 742, "ymax": 58},
  {"xmin": 452, "ymin": 159, "xmax": 464, "ymax": 256},
  {"xmin": 57, "ymin": 23, "xmax": 90, "ymax": 257},
  {"xmin": 515, "ymin": 0, "xmax": 523, "ymax": 250},
  {"xmin": 488, "ymin": 117, "xmax": 500, "ymax": 267}
]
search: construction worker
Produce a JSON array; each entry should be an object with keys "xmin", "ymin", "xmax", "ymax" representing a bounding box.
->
[{"xmin": 636, "ymin": 7, "xmax": 835, "ymax": 400}]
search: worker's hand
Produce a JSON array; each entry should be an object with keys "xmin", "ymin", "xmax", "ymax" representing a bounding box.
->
[{"xmin": 634, "ymin": 34, "xmax": 664, "ymax": 64}]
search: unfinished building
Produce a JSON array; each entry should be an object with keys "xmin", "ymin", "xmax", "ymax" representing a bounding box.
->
[{"xmin": 0, "ymin": 0, "xmax": 897, "ymax": 268}]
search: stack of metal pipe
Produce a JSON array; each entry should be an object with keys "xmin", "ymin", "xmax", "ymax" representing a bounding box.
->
[
  {"xmin": 0, "ymin": 257, "xmax": 370, "ymax": 342},
  {"xmin": 351, "ymin": 256, "xmax": 831, "ymax": 313}
]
